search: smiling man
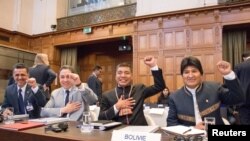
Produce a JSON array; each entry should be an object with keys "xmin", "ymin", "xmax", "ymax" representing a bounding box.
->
[
  {"xmin": 40, "ymin": 65, "xmax": 97, "ymax": 121},
  {"xmin": 2, "ymin": 63, "xmax": 46, "ymax": 119},
  {"xmin": 98, "ymin": 56, "xmax": 166, "ymax": 125},
  {"xmin": 167, "ymin": 56, "xmax": 245, "ymax": 129}
]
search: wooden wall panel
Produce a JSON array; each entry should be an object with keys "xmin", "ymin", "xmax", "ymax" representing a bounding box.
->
[
  {"xmin": 138, "ymin": 35, "xmax": 147, "ymax": 50},
  {"xmin": 163, "ymin": 17, "xmax": 185, "ymax": 29},
  {"xmin": 192, "ymin": 29, "xmax": 202, "ymax": 46},
  {"xmin": 149, "ymin": 33, "xmax": 158, "ymax": 49},
  {"xmin": 54, "ymin": 33, "xmax": 71, "ymax": 45},
  {"xmin": 164, "ymin": 57, "xmax": 174, "ymax": 74},
  {"xmin": 164, "ymin": 32, "xmax": 173, "ymax": 48},
  {"xmin": 137, "ymin": 19, "xmax": 159, "ymax": 31},
  {"xmin": 139, "ymin": 58, "xmax": 148, "ymax": 75},
  {"xmin": 176, "ymin": 75, "xmax": 184, "ymax": 89},
  {"xmin": 165, "ymin": 75, "xmax": 174, "ymax": 92},
  {"xmin": 113, "ymin": 23, "xmax": 134, "ymax": 35},
  {"xmin": 204, "ymin": 28, "xmax": 214, "ymax": 45},
  {"xmin": 175, "ymin": 31, "xmax": 185, "ymax": 48},
  {"xmin": 204, "ymin": 54, "xmax": 215, "ymax": 73}
]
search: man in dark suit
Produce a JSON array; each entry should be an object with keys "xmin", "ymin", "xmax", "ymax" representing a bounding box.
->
[
  {"xmin": 87, "ymin": 65, "xmax": 103, "ymax": 104},
  {"xmin": 2, "ymin": 63, "xmax": 46, "ymax": 119},
  {"xmin": 234, "ymin": 51, "xmax": 250, "ymax": 125},
  {"xmin": 98, "ymin": 56, "xmax": 166, "ymax": 125},
  {"xmin": 167, "ymin": 56, "xmax": 244, "ymax": 129}
]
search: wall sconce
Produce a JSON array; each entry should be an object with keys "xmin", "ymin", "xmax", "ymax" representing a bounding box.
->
[{"xmin": 51, "ymin": 24, "xmax": 57, "ymax": 31}]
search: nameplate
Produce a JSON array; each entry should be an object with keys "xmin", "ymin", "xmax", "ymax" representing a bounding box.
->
[{"xmin": 111, "ymin": 130, "xmax": 161, "ymax": 141}]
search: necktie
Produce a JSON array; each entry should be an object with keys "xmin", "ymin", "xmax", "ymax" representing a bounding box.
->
[
  {"xmin": 65, "ymin": 90, "xmax": 70, "ymax": 106},
  {"xmin": 62, "ymin": 90, "xmax": 70, "ymax": 117},
  {"xmin": 18, "ymin": 89, "xmax": 25, "ymax": 114}
]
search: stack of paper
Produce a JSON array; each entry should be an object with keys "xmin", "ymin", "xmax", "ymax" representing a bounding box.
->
[
  {"xmin": 161, "ymin": 125, "xmax": 205, "ymax": 136},
  {"xmin": 29, "ymin": 117, "xmax": 69, "ymax": 125}
]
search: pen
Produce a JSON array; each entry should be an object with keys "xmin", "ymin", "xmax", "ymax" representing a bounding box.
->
[{"xmin": 182, "ymin": 128, "xmax": 192, "ymax": 134}]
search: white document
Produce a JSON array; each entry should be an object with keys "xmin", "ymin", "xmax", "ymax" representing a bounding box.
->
[
  {"xmin": 13, "ymin": 114, "xmax": 29, "ymax": 120},
  {"xmin": 29, "ymin": 117, "xmax": 69, "ymax": 125},
  {"xmin": 149, "ymin": 108, "xmax": 164, "ymax": 115},
  {"xmin": 119, "ymin": 126, "xmax": 159, "ymax": 133},
  {"xmin": 161, "ymin": 125, "xmax": 205, "ymax": 136}
]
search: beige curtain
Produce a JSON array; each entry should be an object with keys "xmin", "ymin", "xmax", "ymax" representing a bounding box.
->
[
  {"xmin": 61, "ymin": 47, "xmax": 77, "ymax": 71},
  {"xmin": 222, "ymin": 30, "xmax": 247, "ymax": 68}
]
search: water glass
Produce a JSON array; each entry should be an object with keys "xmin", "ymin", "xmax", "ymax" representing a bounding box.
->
[
  {"xmin": 80, "ymin": 111, "xmax": 93, "ymax": 133},
  {"xmin": 4, "ymin": 107, "xmax": 15, "ymax": 124},
  {"xmin": 204, "ymin": 117, "xmax": 215, "ymax": 136}
]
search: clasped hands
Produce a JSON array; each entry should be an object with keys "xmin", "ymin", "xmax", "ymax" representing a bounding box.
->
[{"xmin": 115, "ymin": 95, "xmax": 136, "ymax": 116}]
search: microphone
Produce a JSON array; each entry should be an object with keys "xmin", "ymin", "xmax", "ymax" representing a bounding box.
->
[
  {"xmin": 58, "ymin": 122, "xmax": 68, "ymax": 131},
  {"xmin": 44, "ymin": 122, "xmax": 68, "ymax": 133}
]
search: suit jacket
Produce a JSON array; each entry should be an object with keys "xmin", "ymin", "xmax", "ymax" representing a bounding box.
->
[
  {"xmin": 98, "ymin": 69, "xmax": 165, "ymax": 125},
  {"xmin": 87, "ymin": 74, "xmax": 102, "ymax": 102},
  {"xmin": 234, "ymin": 58, "xmax": 250, "ymax": 106},
  {"xmin": 2, "ymin": 84, "xmax": 46, "ymax": 119},
  {"xmin": 167, "ymin": 79, "xmax": 245, "ymax": 126},
  {"xmin": 40, "ymin": 84, "xmax": 98, "ymax": 121}
]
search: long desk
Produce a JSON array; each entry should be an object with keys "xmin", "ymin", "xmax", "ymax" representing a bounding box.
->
[{"xmin": 0, "ymin": 122, "xmax": 172, "ymax": 141}]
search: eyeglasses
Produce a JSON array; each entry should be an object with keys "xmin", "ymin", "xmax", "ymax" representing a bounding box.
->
[{"xmin": 174, "ymin": 135, "xmax": 203, "ymax": 141}]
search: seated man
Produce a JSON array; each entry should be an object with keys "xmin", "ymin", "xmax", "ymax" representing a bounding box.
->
[
  {"xmin": 40, "ymin": 65, "xmax": 98, "ymax": 121},
  {"xmin": 99, "ymin": 56, "xmax": 166, "ymax": 125},
  {"xmin": 2, "ymin": 63, "xmax": 47, "ymax": 119},
  {"xmin": 167, "ymin": 56, "xmax": 245, "ymax": 129}
]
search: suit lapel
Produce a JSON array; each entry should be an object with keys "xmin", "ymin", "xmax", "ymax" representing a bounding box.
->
[{"xmin": 12, "ymin": 85, "xmax": 20, "ymax": 113}]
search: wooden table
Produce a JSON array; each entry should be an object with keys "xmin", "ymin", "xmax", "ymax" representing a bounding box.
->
[{"xmin": 0, "ymin": 122, "xmax": 172, "ymax": 141}]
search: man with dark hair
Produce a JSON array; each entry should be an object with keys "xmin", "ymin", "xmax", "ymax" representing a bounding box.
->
[
  {"xmin": 234, "ymin": 51, "xmax": 250, "ymax": 125},
  {"xmin": 2, "ymin": 63, "xmax": 46, "ymax": 119},
  {"xmin": 87, "ymin": 65, "xmax": 103, "ymax": 104},
  {"xmin": 98, "ymin": 56, "xmax": 166, "ymax": 125},
  {"xmin": 167, "ymin": 56, "xmax": 245, "ymax": 129},
  {"xmin": 40, "ymin": 65, "xmax": 97, "ymax": 121}
]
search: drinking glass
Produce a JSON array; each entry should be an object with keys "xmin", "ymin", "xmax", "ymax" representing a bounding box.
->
[
  {"xmin": 204, "ymin": 117, "xmax": 215, "ymax": 137},
  {"xmin": 4, "ymin": 107, "xmax": 15, "ymax": 124},
  {"xmin": 80, "ymin": 111, "xmax": 93, "ymax": 133}
]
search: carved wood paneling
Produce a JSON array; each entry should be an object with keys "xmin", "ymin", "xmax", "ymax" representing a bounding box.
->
[
  {"xmin": 164, "ymin": 32, "xmax": 173, "ymax": 48},
  {"xmin": 138, "ymin": 35, "xmax": 147, "ymax": 50},
  {"xmin": 204, "ymin": 28, "xmax": 214, "ymax": 44},
  {"xmin": 164, "ymin": 57, "xmax": 174, "ymax": 74},
  {"xmin": 139, "ymin": 58, "xmax": 148, "ymax": 75},
  {"xmin": 175, "ymin": 31, "xmax": 185, "ymax": 47},
  {"xmin": 149, "ymin": 33, "xmax": 158, "ymax": 49},
  {"xmin": 3, "ymin": 2, "xmax": 250, "ymax": 103},
  {"xmin": 57, "ymin": 4, "xmax": 136, "ymax": 31}
]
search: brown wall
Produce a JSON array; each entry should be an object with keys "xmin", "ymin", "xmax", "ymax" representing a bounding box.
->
[{"xmin": 1, "ymin": 3, "xmax": 250, "ymax": 103}]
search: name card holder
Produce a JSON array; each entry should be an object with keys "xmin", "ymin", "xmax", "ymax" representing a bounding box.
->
[{"xmin": 111, "ymin": 130, "xmax": 161, "ymax": 141}]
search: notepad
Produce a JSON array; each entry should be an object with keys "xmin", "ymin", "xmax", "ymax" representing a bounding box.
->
[
  {"xmin": 0, "ymin": 121, "xmax": 44, "ymax": 131},
  {"xmin": 119, "ymin": 125, "xmax": 160, "ymax": 133},
  {"xmin": 161, "ymin": 125, "xmax": 205, "ymax": 136}
]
